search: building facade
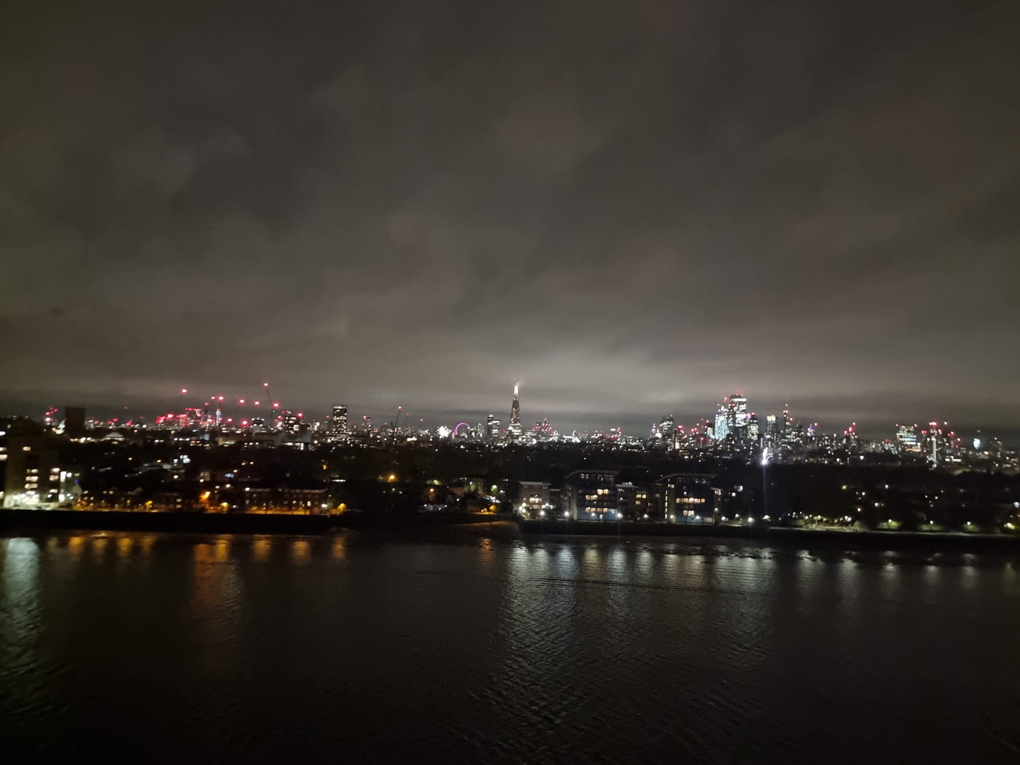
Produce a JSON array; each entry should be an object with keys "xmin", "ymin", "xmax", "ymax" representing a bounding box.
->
[
  {"xmin": 564, "ymin": 470, "xmax": 618, "ymax": 521},
  {"xmin": 508, "ymin": 384, "xmax": 523, "ymax": 437},
  {"xmin": 654, "ymin": 473, "xmax": 716, "ymax": 523},
  {"xmin": 617, "ymin": 482, "xmax": 649, "ymax": 519},
  {"xmin": 330, "ymin": 405, "xmax": 349, "ymax": 440},
  {"xmin": 518, "ymin": 481, "xmax": 552, "ymax": 516}
]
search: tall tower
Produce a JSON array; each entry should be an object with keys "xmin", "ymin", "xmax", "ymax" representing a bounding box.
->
[
  {"xmin": 330, "ymin": 405, "xmax": 349, "ymax": 440},
  {"xmin": 509, "ymin": 384, "xmax": 523, "ymax": 436},
  {"xmin": 727, "ymin": 394, "xmax": 748, "ymax": 440},
  {"xmin": 659, "ymin": 414, "xmax": 676, "ymax": 439}
]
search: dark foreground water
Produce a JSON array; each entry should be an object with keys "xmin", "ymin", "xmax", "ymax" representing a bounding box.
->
[{"xmin": 2, "ymin": 533, "xmax": 1020, "ymax": 763}]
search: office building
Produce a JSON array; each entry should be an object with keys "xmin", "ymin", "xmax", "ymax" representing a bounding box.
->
[
  {"xmin": 748, "ymin": 413, "xmax": 760, "ymax": 441},
  {"xmin": 330, "ymin": 405, "xmax": 349, "ymax": 440},
  {"xmin": 896, "ymin": 424, "xmax": 921, "ymax": 454},
  {"xmin": 508, "ymin": 384, "xmax": 523, "ymax": 437},
  {"xmin": 714, "ymin": 404, "xmax": 729, "ymax": 440},
  {"xmin": 281, "ymin": 411, "xmax": 302, "ymax": 436},
  {"xmin": 486, "ymin": 414, "xmax": 501, "ymax": 440},
  {"xmin": 727, "ymin": 394, "xmax": 748, "ymax": 441},
  {"xmin": 659, "ymin": 414, "xmax": 675, "ymax": 440}
]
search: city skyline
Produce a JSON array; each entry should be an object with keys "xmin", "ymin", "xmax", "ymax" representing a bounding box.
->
[
  {"xmin": 5, "ymin": 382, "xmax": 1014, "ymax": 446},
  {"xmin": 3, "ymin": 1, "xmax": 1019, "ymax": 434}
]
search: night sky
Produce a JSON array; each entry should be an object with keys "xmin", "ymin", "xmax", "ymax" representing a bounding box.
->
[{"xmin": 2, "ymin": 1, "xmax": 1018, "ymax": 434}]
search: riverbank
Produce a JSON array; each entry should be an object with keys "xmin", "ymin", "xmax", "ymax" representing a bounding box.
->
[
  {"xmin": 0, "ymin": 508, "xmax": 502, "ymax": 537},
  {"xmin": 3, "ymin": 509, "xmax": 1020, "ymax": 552},
  {"xmin": 519, "ymin": 518, "xmax": 1020, "ymax": 552}
]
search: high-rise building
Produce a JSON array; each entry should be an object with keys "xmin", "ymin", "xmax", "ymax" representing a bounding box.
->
[
  {"xmin": 486, "ymin": 414, "xmax": 501, "ymax": 440},
  {"xmin": 330, "ymin": 405, "xmax": 349, "ymax": 440},
  {"xmin": 714, "ymin": 405, "xmax": 729, "ymax": 441},
  {"xmin": 896, "ymin": 424, "xmax": 920, "ymax": 454},
  {"xmin": 508, "ymin": 384, "xmax": 523, "ymax": 437},
  {"xmin": 659, "ymin": 414, "xmax": 676, "ymax": 440},
  {"xmin": 748, "ymin": 413, "xmax": 760, "ymax": 440},
  {"xmin": 281, "ymin": 410, "xmax": 301, "ymax": 436},
  {"xmin": 766, "ymin": 414, "xmax": 778, "ymax": 440},
  {"xmin": 923, "ymin": 422, "xmax": 947, "ymax": 467},
  {"xmin": 727, "ymin": 394, "xmax": 748, "ymax": 441},
  {"xmin": 64, "ymin": 406, "xmax": 86, "ymax": 438}
]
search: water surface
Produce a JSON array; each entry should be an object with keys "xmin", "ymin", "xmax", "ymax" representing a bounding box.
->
[{"xmin": 2, "ymin": 533, "xmax": 1019, "ymax": 762}]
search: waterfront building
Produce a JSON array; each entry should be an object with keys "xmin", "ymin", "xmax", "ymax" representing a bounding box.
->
[
  {"xmin": 519, "ymin": 481, "xmax": 552, "ymax": 516},
  {"xmin": 2, "ymin": 428, "xmax": 75, "ymax": 508},
  {"xmin": 617, "ymin": 483, "xmax": 649, "ymax": 519},
  {"xmin": 654, "ymin": 473, "xmax": 716, "ymax": 523},
  {"xmin": 564, "ymin": 470, "xmax": 618, "ymax": 521},
  {"xmin": 243, "ymin": 486, "xmax": 328, "ymax": 512}
]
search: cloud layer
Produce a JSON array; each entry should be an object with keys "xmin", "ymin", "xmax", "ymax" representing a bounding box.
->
[{"xmin": 2, "ymin": 0, "xmax": 1018, "ymax": 433}]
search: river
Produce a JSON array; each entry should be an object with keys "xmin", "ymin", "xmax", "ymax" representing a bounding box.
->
[{"xmin": 2, "ymin": 532, "xmax": 1019, "ymax": 762}]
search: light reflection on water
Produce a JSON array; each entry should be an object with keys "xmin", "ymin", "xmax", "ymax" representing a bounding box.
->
[
  {"xmin": 290, "ymin": 539, "xmax": 311, "ymax": 564},
  {"xmin": 252, "ymin": 537, "xmax": 272, "ymax": 562},
  {"xmin": 1, "ymin": 532, "xmax": 1019, "ymax": 762},
  {"xmin": 90, "ymin": 535, "xmax": 108, "ymax": 560}
]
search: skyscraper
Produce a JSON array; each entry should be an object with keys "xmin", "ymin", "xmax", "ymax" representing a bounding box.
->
[
  {"xmin": 486, "ymin": 414, "xmax": 501, "ymax": 440},
  {"xmin": 659, "ymin": 414, "xmax": 675, "ymax": 440},
  {"xmin": 748, "ymin": 413, "xmax": 760, "ymax": 440},
  {"xmin": 509, "ymin": 384, "xmax": 523, "ymax": 437},
  {"xmin": 330, "ymin": 405, "xmax": 349, "ymax": 440},
  {"xmin": 896, "ymin": 424, "xmax": 920, "ymax": 453},
  {"xmin": 714, "ymin": 405, "xmax": 729, "ymax": 441},
  {"xmin": 726, "ymin": 394, "xmax": 748, "ymax": 440}
]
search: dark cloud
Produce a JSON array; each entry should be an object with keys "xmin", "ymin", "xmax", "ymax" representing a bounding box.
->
[{"xmin": 2, "ymin": 0, "xmax": 1018, "ymax": 434}]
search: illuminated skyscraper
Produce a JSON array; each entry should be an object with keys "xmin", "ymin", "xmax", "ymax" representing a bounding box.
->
[
  {"xmin": 659, "ymin": 414, "xmax": 675, "ymax": 440},
  {"xmin": 330, "ymin": 405, "xmax": 349, "ymax": 440},
  {"xmin": 509, "ymin": 384, "xmax": 523, "ymax": 437},
  {"xmin": 486, "ymin": 414, "xmax": 501, "ymax": 440},
  {"xmin": 748, "ymin": 413, "xmax": 760, "ymax": 440},
  {"xmin": 896, "ymin": 424, "xmax": 921, "ymax": 454},
  {"xmin": 726, "ymin": 394, "xmax": 748, "ymax": 440},
  {"xmin": 714, "ymin": 405, "xmax": 729, "ymax": 441}
]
